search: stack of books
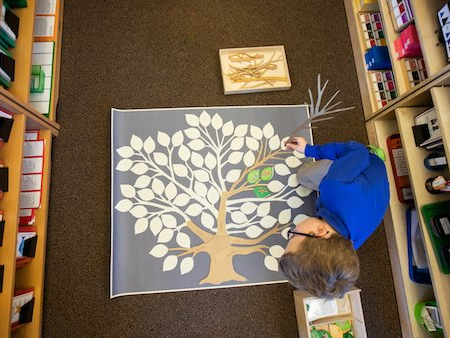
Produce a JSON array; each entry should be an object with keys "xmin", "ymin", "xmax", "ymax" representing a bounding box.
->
[{"xmin": 0, "ymin": 2, "xmax": 19, "ymax": 88}]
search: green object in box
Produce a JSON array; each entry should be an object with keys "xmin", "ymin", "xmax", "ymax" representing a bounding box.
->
[
  {"xmin": 421, "ymin": 200, "xmax": 450, "ymax": 274},
  {"xmin": 30, "ymin": 65, "xmax": 45, "ymax": 93},
  {"xmin": 414, "ymin": 301, "xmax": 444, "ymax": 336}
]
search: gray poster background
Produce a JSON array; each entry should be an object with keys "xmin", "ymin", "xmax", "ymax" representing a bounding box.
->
[{"xmin": 111, "ymin": 105, "xmax": 317, "ymax": 297}]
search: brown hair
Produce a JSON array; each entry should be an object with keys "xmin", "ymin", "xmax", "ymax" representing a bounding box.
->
[{"xmin": 279, "ymin": 234, "xmax": 359, "ymax": 299}]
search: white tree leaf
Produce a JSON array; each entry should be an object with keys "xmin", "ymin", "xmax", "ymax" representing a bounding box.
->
[
  {"xmin": 200, "ymin": 110, "xmax": 211, "ymax": 127},
  {"xmin": 296, "ymin": 185, "xmax": 313, "ymax": 197},
  {"xmin": 211, "ymin": 113, "xmax": 223, "ymax": 129},
  {"xmin": 165, "ymin": 182, "xmax": 177, "ymax": 201},
  {"xmin": 240, "ymin": 202, "xmax": 258, "ymax": 215},
  {"xmin": 269, "ymin": 135, "xmax": 281, "ymax": 150},
  {"xmin": 281, "ymin": 227, "xmax": 290, "ymax": 240},
  {"xmin": 201, "ymin": 212, "xmax": 215, "ymax": 229},
  {"xmin": 173, "ymin": 193, "xmax": 190, "ymax": 207},
  {"xmin": 134, "ymin": 175, "xmax": 151, "ymax": 188},
  {"xmin": 137, "ymin": 188, "xmax": 155, "ymax": 201},
  {"xmin": 163, "ymin": 255, "xmax": 178, "ymax": 271},
  {"xmin": 120, "ymin": 184, "xmax": 135, "ymax": 198},
  {"xmin": 172, "ymin": 130, "xmax": 184, "ymax": 147},
  {"xmin": 178, "ymin": 144, "xmax": 191, "ymax": 161},
  {"xmin": 130, "ymin": 206, "xmax": 148, "ymax": 218},
  {"xmin": 246, "ymin": 137, "xmax": 259, "ymax": 151},
  {"xmin": 293, "ymin": 214, "xmax": 309, "ymax": 226},
  {"xmin": 158, "ymin": 228, "xmax": 174, "ymax": 243},
  {"xmin": 264, "ymin": 256, "xmax": 279, "ymax": 272},
  {"xmin": 260, "ymin": 215, "xmax": 277, "ymax": 228},
  {"xmin": 287, "ymin": 196, "xmax": 304, "ymax": 209},
  {"xmin": 228, "ymin": 151, "xmax": 244, "ymax": 164},
  {"xmin": 194, "ymin": 181, "xmax": 208, "ymax": 197},
  {"xmin": 116, "ymin": 146, "xmax": 134, "ymax": 158},
  {"xmin": 245, "ymin": 225, "xmax": 263, "ymax": 238},
  {"xmin": 185, "ymin": 114, "xmax": 199, "ymax": 127},
  {"xmin": 226, "ymin": 169, "xmax": 242, "ymax": 183},
  {"xmin": 185, "ymin": 203, "xmax": 203, "ymax": 217},
  {"xmin": 207, "ymin": 187, "xmax": 220, "ymax": 205},
  {"xmin": 222, "ymin": 120, "xmax": 234, "ymax": 136},
  {"xmin": 257, "ymin": 202, "xmax": 271, "ymax": 217},
  {"xmin": 188, "ymin": 139, "xmax": 205, "ymax": 151},
  {"xmin": 268, "ymin": 180, "xmax": 284, "ymax": 193},
  {"xmin": 144, "ymin": 136, "xmax": 156, "ymax": 154},
  {"xmin": 116, "ymin": 159, "xmax": 133, "ymax": 172},
  {"xmin": 184, "ymin": 127, "xmax": 201, "ymax": 139},
  {"xmin": 152, "ymin": 178, "xmax": 165, "ymax": 195},
  {"xmin": 131, "ymin": 163, "xmax": 148, "ymax": 175},
  {"xmin": 149, "ymin": 244, "xmax": 168, "ymax": 258},
  {"xmin": 288, "ymin": 173, "xmax": 299, "ymax": 187},
  {"xmin": 191, "ymin": 152, "xmax": 204, "ymax": 168},
  {"xmin": 162, "ymin": 214, "xmax": 177, "ymax": 228},
  {"xmin": 269, "ymin": 245, "xmax": 284, "ymax": 258},
  {"xmin": 176, "ymin": 232, "xmax": 191, "ymax": 248},
  {"xmin": 230, "ymin": 137, "xmax": 244, "ymax": 150},
  {"xmin": 278, "ymin": 208, "xmax": 291, "ymax": 224},
  {"xmin": 157, "ymin": 131, "xmax": 170, "ymax": 147},
  {"xmin": 154, "ymin": 152, "xmax": 168, "ymax": 166},
  {"xmin": 173, "ymin": 164, "xmax": 188, "ymax": 177},
  {"xmin": 130, "ymin": 135, "xmax": 143, "ymax": 151},
  {"xmin": 231, "ymin": 211, "xmax": 248, "ymax": 224},
  {"xmin": 134, "ymin": 218, "xmax": 148, "ymax": 234},
  {"xmin": 115, "ymin": 199, "xmax": 133, "ymax": 212},
  {"xmin": 150, "ymin": 217, "xmax": 163, "ymax": 236},
  {"xmin": 180, "ymin": 257, "xmax": 194, "ymax": 275},
  {"xmin": 294, "ymin": 151, "xmax": 305, "ymax": 159},
  {"xmin": 193, "ymin": 169, "xmax": 209, "ymax": 182},
  {"xmin": 250, "ymin": 126, "xmax": 263, "ymax": 140},
  {"xmin": 243, "ymin": 150, "xmax": 256, "ymax": 167},
  {"xmin": 286, "ymin": 156, "xmax": 302, "ymax": 168},
  {"xmin": 274, "ymin": 163, "xmax": 291, "ymax": 176},
  {"xmin": 205, "ymin": 152, "xmax": 217, "ymax": 170},
  {"xmin": 262, "ymin": 123, "xmax": 274, "ymax": 138},
  {"xmin": 234, "ymin": 124, "xmax": 248, "ymax": 137}
]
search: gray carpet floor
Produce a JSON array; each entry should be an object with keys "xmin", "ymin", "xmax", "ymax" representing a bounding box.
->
[{"xmin": 43, "ymin": 1, "xmax": 401, "ymax": 337}]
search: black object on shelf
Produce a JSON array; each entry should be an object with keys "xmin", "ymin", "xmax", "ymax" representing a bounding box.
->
[
  {"xmin": 0, "ymin": 116, "xmax": 14, "ymax": 142},
  {"xmin": 22, "ymin": 235, "xmax": 37, "ymax": 258},
  {"xmin": 424, "ymin": 152, "xmax": 447, "ymax": 170},
  {"xmin": 0, "ymin": 265, "xmax": 4, "ymax": 293},
  {"xmin": 0, "ymin": 167, "xmax": 8, "ymax": 192},
  {"xmin": 0, "ymin": 220, "xmax": 4, "ymax": 246},
  {"xmin": 0, "ymin": 53, "xmax": 15, "ymax": 82},
  {"xmin": 19, "ymin": 297, "xmax": 34, "ymax": 324}
]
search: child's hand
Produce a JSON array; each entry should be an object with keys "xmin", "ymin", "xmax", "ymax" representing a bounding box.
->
[{"xmin": 285, "ymin": 136, "xmax": 308, "ymax": 153}]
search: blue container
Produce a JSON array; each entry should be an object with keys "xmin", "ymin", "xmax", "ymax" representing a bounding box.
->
[{"xmin": 365, "ymin": 46, "xmax": 392, "ymax": 70}]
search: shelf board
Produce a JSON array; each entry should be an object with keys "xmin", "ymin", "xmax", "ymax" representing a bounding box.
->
[
  {"xmin": 0, "ymin": 114, "xmax": 26, "ymax": 338},
  {"xmin": 430, "ymin": 87, "xmax": 450, "ymax": 164},
  {"xmin": 396, "ymin": 107, "xmax": 450, "ymax": 335},
  {"xmin": 370, "ymin": 118, "xmax": 434, "ymax": 338}
]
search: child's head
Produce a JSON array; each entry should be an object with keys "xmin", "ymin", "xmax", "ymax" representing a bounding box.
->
[{"xmin": 280, "ymin": 217, "xmax": 360, "ymax": 299}]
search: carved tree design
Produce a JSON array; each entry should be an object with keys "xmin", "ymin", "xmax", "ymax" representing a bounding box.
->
[{"xmin": 114, "ymin": 110, "xmax": 312, "ymax": 285}]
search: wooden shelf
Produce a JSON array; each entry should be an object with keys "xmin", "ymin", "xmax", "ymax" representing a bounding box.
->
[{"xmin": 346, "ymin": 0, "xmax": 450, "ymax": 336}]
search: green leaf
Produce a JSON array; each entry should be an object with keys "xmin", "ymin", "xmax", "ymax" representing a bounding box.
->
[
  {"xmin": 247, "ymin": 169, "xmax": 261, "ymax": 184},
  {"xmin": 253, "ymin": 186, "xmax": 271, "ymax": 198},
  {"xmin": 261, "ymin": 167, "xmax": 274, "ymax": 181}
]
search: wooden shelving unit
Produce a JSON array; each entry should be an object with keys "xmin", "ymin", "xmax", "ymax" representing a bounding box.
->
[
  {"xmin": 345, "ymin": 0, "xmax": 450, "ymax": 337},
  {"xmin": 0, "ymin": 0, "xmax": 63, "ymax": 337}
]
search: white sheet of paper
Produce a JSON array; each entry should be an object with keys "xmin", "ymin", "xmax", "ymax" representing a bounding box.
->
[
  {"xmin": 23, "ymin": 140, "xmax": 44, "ymax": 157},
  {"xmin": 21, "ymin": 174, "xmax": 43, "ymax": 191},
  {"xmin": 20, "ymin": 191, "xmax": 41, "ymax": 209},
  {"xmin": 36, "ymin": 0, "xmax": 57, "ymax": 15},
  {"xmin": 22, "ymin": 157, "xmax": 44, "ymax": 174}
]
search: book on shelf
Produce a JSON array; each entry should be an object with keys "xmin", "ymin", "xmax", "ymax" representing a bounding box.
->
[
  {"xmin": 16, "ymin": 226, "xmax": 37, "ymax": 258},
  {"xmin": 0, "ymin": 109, "xmax": 14, "ymax": 142},
  {"xmin": 11, "ymin": 288, "xmax": 34, "ymax": 328},
  {"xmin": 0, "ymin": 52, "xmax": 14, "ymax": 87},
  {"xmin": 0, "ymin": 210, "xmax": 4, "ymax": 246},
  {"xmin": 29, "ymin": 42, "xmax": 55, "ymax": 117},
  {"xmin": 0, "ymin": 4, "xmax": 18, "ymax": 48},
  {"xmin": 34, "ymin": 0, "xmax": 59, "ymax": 42},
  {"xmin": 0, "ymin": 166, "xmax": 8, "ymax": 192},
  {"xmin": 0, "ymin": 265, "xmax": 4, "ymax": 293}
]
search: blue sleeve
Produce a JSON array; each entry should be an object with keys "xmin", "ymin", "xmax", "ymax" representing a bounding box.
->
[{"xmin": 304, "ymin": 142, "xmax": 370, "ymax": 181}]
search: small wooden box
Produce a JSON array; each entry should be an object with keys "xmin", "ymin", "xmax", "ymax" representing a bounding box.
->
[
  {"xmin": 293, "ymin": 288, "xmax": 367, "ymax": 338},
  {"xmin": 219, "ymin": 45, "xmax": 291, "ymax": 95}
]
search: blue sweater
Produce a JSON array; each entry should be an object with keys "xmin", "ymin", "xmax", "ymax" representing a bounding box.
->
[{"xmin": 304, "ymin": 142, "xmax": 390, "ymax": 249}]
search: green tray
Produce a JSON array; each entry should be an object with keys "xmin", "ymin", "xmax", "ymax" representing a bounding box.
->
[
  {"xmin": 421, "ymin": 200, "xmax": 450, "ymax": 274},
  {"xmin": 414, "ymin": 301, "xmax": 444, "ymax": 336}
]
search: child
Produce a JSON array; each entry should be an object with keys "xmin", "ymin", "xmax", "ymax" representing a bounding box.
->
[{"xmin": 279, "ymin": 137, "xmax": 390, "ymax": 299}]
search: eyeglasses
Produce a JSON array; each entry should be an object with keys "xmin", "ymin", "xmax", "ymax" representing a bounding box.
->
[
  {"xmin": 287, "ymin": 227, "xmax": 329, "ymax": 240},
  {"xmin": 287, "ymin": 227, "xmax": 317, "ymax": 239}
]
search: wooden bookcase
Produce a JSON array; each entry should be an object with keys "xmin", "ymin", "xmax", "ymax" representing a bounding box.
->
[
  {"xmin": 0, "ymin": 0, "xmax": 63, "ymax": 337},
  {"xmin": 345, "ymin": 0, "xmax": 450, "ymax": 337}
]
